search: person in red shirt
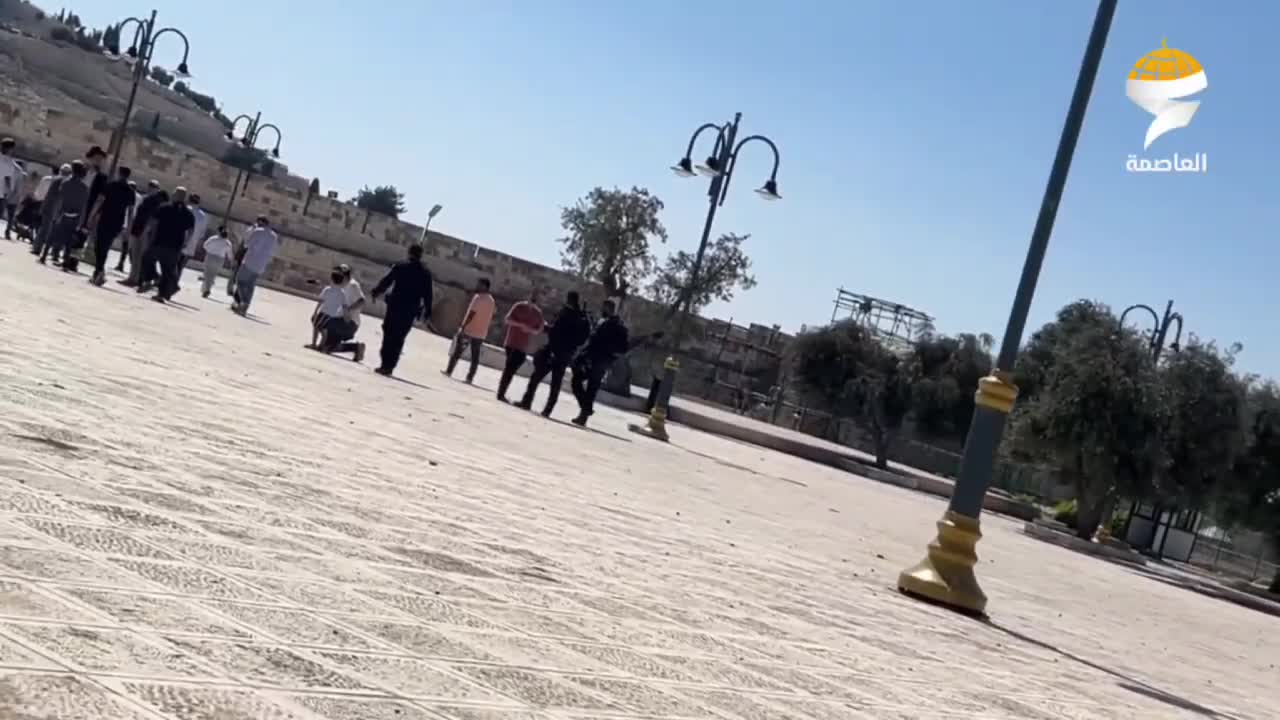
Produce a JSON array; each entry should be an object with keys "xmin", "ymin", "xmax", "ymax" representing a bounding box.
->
[{"xmin": 497, "ymin": 288, "xmax": 545, "ymax": 402}]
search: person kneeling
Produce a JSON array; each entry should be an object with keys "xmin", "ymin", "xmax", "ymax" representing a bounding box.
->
[{"xmin": 310, "ymin": 269, "xmax": 348, "ymax": 350}]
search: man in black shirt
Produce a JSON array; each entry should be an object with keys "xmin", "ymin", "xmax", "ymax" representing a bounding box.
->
[
  {"xmin": 85, "ymin": 166, "xmax": 135, "ymax": 286},
  {"xmin": 370, "ymin": 243, "xmax": 434, "ymax": 377},
  {"xmin": 122, "ymin": 181, "xmax": 165, "ymax": 287},
  {"xmin": 570, "ymin": 299, "xmax": 630, "ymax": 427},
  {"xmin": 517, "ymin": 291, "xmax": 590, "ymax": 417},
  {"xmin": 145, "ymin": 187, "xmax": 194, "ymax": 303}
]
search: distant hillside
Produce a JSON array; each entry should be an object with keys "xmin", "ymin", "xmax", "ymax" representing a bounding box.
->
[{"xmin": 0, "ymin": 0, "xmax": 255, "ymax": 160}]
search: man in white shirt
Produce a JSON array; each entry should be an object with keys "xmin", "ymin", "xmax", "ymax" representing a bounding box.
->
[
  {"xmin": 200, "ymin": 226, "xmax": 232, "ymax": 298},
  {"xmin": 0, "ymin": 139, "xmax": 17, "ymax": 239},
  {"xmin": 231, "ymin": 216, "xmax": 278, "ymax": 316},
  {"xmin": 178, "ymin": 193, "xmax": 209, "ymax": 280},
  {"xmin": 319, "ymin": 264, "xmax": 367, "ymax": 362}
]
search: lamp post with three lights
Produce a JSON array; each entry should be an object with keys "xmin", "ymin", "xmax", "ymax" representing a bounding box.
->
[{"xmin": 629, "ymin": 112, "xmax": 781, "ymax": 443}]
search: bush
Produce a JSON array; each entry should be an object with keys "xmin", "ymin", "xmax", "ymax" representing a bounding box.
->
[
  {"xmin": 1108, "ymin": 511, "xmax": 1128, "ymax": 538},
  {"xmin": 48, "ymin": 26, "xmax": 74, "ymax": 43},
  {"xmin": 1052, "ymin": 499, "xmax": 1078, "ymax": 527}
]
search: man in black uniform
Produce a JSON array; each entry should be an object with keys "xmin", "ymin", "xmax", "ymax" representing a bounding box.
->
[
  {"xmin": 570, "ymin": 298, "xmax": 629, "ymax": 427},
  {"xmin": 516, "ymin": 291, "xmax": 590, "ymax": 418},
  {"xmin": 85, "ymin": 166, "xmax": 135, "ymax": 286},
  {"xmin": 122, "ymin": 181, "xmax": 166, "ymax": 287},
  {"xmin": 371, "ymin": 243, "xmax": 433, "ymax": 377},
  {"xmin": 145, "ymin": 187, "xmax": 195, "ymax": 303}
]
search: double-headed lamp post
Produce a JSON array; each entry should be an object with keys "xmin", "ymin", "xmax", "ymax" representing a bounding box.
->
[
  {"xmin": 104, "ymin": 9, "xmax": 192, "ymax": 176},
  {"xmin": 629, "ymin": 112, "xmax": 782, "ymax": 443},
  {"xmin": 222, "ymin": 113, "xmax": 282, "ymax": 223},
  {"xmin": 1120, "ymin": 300, "xmax": 1183, "ymax": 362},
  {"xmin": 897, "ymin": 0, "xmax": 1118, "ymax": 616}
]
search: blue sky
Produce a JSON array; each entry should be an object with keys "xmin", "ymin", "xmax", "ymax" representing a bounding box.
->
[{"xmin": 74, "ymin": 1, "xmax": 1280, "ymax": 376}]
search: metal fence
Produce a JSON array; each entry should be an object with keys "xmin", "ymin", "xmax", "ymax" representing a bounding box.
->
[{"xmin": 1185, "ymin": 529, "xmax": 1278, "ymax": 586}]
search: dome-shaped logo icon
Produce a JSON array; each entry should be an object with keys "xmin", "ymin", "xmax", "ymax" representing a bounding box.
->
[{"xmin": 1125, "ymin": 39, "xmax": 1208, "ymax": 150}]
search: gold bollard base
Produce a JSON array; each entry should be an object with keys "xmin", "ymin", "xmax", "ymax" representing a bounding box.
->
[{"xmin": 897, "ymin": 510, "xmax": 988, "ymax": 617}]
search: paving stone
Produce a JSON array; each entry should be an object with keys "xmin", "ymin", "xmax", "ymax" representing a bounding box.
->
[
  {"xmin": 424, "ymin": 706, "xmax": 551, "ymax": 720},
  {"xmin": 2, "ymin": 624, "xmax": 210, "ymax": 678},
  {"xmin": 566, "ymin": 675, "xmax": 710, "ymax": 716},
  {"xmin": 62, "ymin": 588, "xmax": 251, "ymax": 637},
  {"xmin": 162, "ymin": 637, "xmax": 366, "ymax": 689},
  {"xmin": 0, "ymin": 631, "xmax": 62, "ymax": 669},
  {"xmin": 18, "ymin": 518, "xmax": 174, "ymax": 560},
  {"xmin": 0, "ymin": 672, "xmax": 155, "ymax": 719},
  {"xmin": 291, "ymin": 694, "xmax": 442, "ymax": 720},
  {"xmin": 316, "ymin": 652, "xmax": 511, "ymax": 702},
  {"xmin": 123, "ymin": 680, "xmax": 311, "ymax": 719},
  {"xmin": 359, "ymin": 590, "xmax": 504, "ymax": 629},
  {"xmin": 436, "ymin": 629, "xmax": 612, "ymax": 673},
  {"xmin": 451, "ymin": 665, "xmax": 616, "ymax": 711},
  {"xmin": 338, "ymin": 618, "xmax": 499, "ymax": 661},
  {"xmin": 200, "ymin": 601, "xmax": 385, "ymax": 650},
  {"xmin": 107, "ymin": 558, "xmax": 270, "ymax": 601},
  {"xmin": 0, "ymin": 487, "xmax": 86, "ymax": 519},
  {"xmin": 66, "ymin": 501, "xmax": 199, "ymax": 534},
  {"xmin": 0, "ymin": 581, "xmax": 103, "ymax": 623},
  {"xmin": 149, "ymin": 536, "xmax": 288, "ymax": 573},
  {"xmin": 0, "ymin": 545, "xmax": 148, "ymax": 588},
  {"xmin": 557, "ymin": 642, "xmax": 695, "ymax": 681},
  {"xmin": 234, "ymin": 573, "xmax": 395, "ymax": 615}
]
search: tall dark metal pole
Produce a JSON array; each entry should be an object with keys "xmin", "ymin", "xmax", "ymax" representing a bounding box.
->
[
  {"xmin": 222, "ymin": 111, "xmax": 260, "ymax": 224},
  {"xmin": 898, "ymin": 0, "xmax": 1118, "ymax": 616},
  {"xmin": 108, "ymin": 10, "xmax": 156, "ymax": 177},
  {"xmin": 633, "ymin": 114, "xmax": 739, "ymax": 441}
]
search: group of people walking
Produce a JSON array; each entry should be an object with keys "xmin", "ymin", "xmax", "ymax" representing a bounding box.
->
[
  {"xmin": 308, "ymin": 243, "xmax": 648, "ymax": 427},
  {"xmin": 3, "ymin": 138, "xmax": 280, "ymax": 315},
  {"xmin": 7, "ymin": 138, "xmax": 648, "ymax": 431}
]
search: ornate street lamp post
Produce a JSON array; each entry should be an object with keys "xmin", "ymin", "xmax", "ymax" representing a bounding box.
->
[
  {"xmin": 630, "ymin": 112, "xmax": 781, "ymax": 442},
  {"xmin": 104, "ymin": 10, "xmax": 192, "ymax": 176}
]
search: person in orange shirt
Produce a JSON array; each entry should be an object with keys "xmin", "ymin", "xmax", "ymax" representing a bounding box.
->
[
  {"xmin": 444, "ymin": 277, "xmax": 495, "ymax": 384},
  {"xmin": 496, "ymin": 288, "xmax": 545, "ymax": 402}
]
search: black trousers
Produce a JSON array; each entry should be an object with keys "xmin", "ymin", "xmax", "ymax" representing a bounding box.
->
[
  {"xmin": 321, "ymin": 317, "xmax": 362, "ymax": 356},
  {"xmin": 92, "ymin": 223, "xmax": 121, "ymax": 277},
  {"xmin": 379, "ymin": 310, "xmax": 416, "ymax": 372},
  {"xmin": 497, "ymin": 347, "xmax": 527, "ymax": 399},
  {"xmin": 152, "ymin": 245, "xmax": 182, "ymax": 298},
  {"xmin": 446, "ymin": 336, "xmax": 483, "ymax": 381},
  {"xmin": 521, "ymin": 348, "xmax": 569, "ymax": 415},
  {"xmin": 571, "ymin": 359, "xmax": 608, "ymax": 418}
]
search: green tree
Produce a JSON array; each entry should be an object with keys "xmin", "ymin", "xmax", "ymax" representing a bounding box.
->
[
  {"xmin": 1005, "ymin": 301, "xmax": 1168, "ymax": 538},
  {"xmin": 908, "ymin": 332, "xmax": 994, "ymax": 442},
  {"xmin": 150, "ymin": 65, "xmax": 174, "ymax": 88},
  {"xmin": 354, "ymin": 185, "xmax": 406, "ymax": 218},
  {"xmin": 557, "ymin": 186, "xmax": 667, "ymax": 300},
  {"xmin": 792, "ymin": 320, "xmax": 912, "ymax": 469},
  {"xmin": 1222, "ymin": 383, "xmax": 1280, "ymax": 592},
  {"xmin": 649, "ymin": 232, "xmax": 756, "ymax": 317},
  {"xmin": 1157, "ymin": 339, "xmax": 1247, "ymax": 507}
]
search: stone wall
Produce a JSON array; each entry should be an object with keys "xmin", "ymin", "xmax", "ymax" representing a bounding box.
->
[{"xmin": 0, "ymin": 95, "xmax": 788, "ymax": 394}]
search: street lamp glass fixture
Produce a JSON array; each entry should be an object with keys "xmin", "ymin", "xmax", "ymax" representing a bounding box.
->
[
  {"xmin": 694, "ymin": 156, "xmax": 723, "ymax": 177},
  {"xmin": 755, "ymin": 179, "xmax": 781, "ymax": 201},
  {"xmin": 271, "ymin": 146, "xmax": 281, "ymax": 158},
  {"xmin": 428, "ymin": 204, "xmax": 443, "ymax": 219},
  {"xmin": 670, "ymin": 157, "xmax": 696, "ymax": 177},
  {"xmin": 174, "ymin": 62, "xmax": 191, "ymax": 78}
]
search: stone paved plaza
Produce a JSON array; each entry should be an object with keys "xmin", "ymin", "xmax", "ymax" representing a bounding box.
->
[{"xmin": 0, "ymin": 245, "xmax": 1273, "ymax": 720}]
